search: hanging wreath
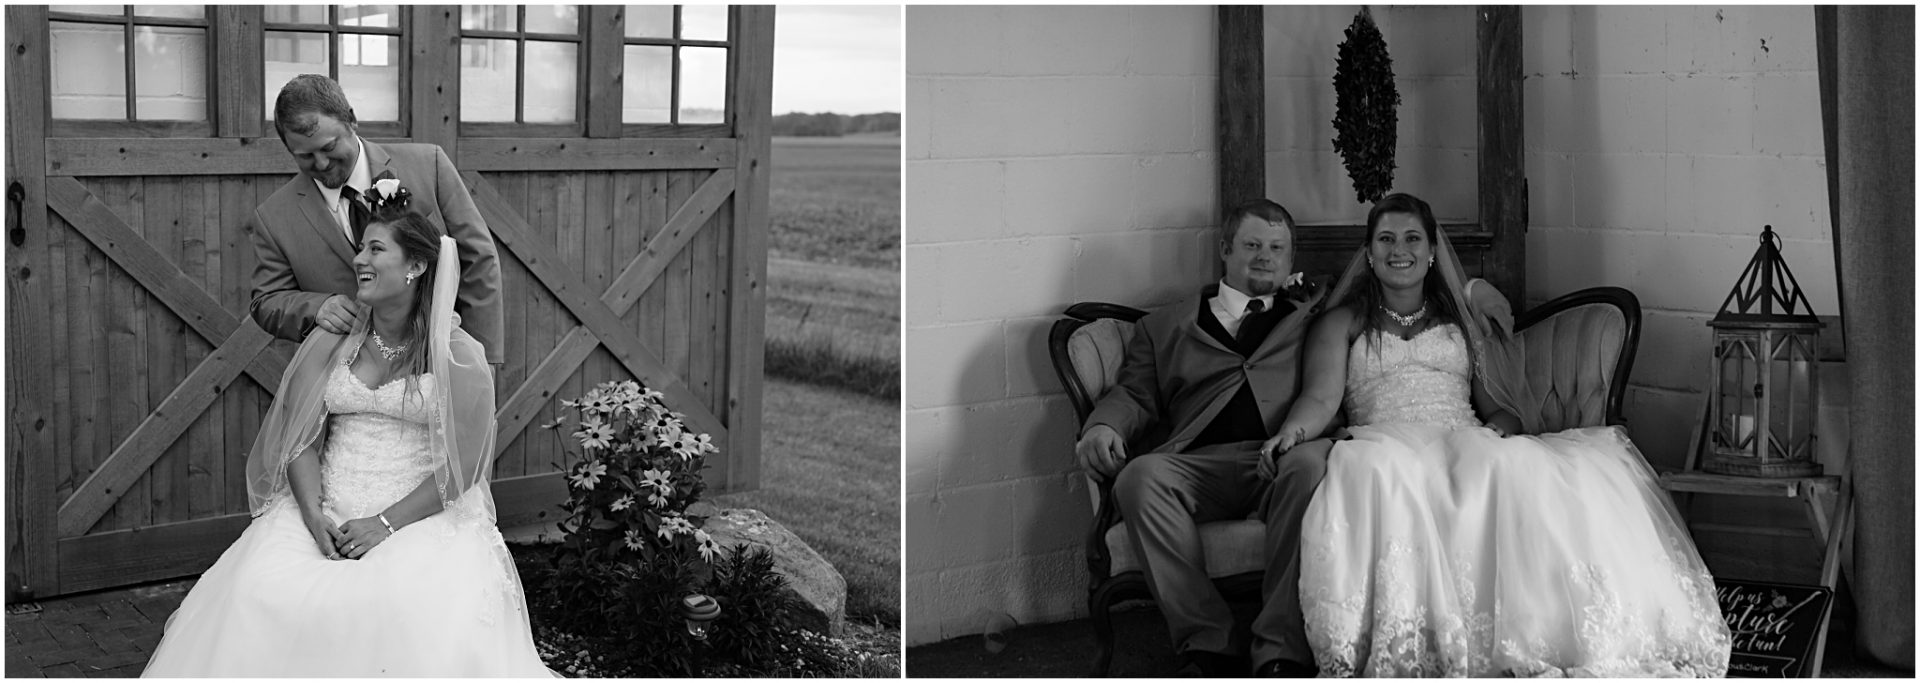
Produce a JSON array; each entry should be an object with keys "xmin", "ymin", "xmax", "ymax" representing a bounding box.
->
[{"xmin": 1331, "ymin": 7, "xmax": 1401, "ymax": 204}]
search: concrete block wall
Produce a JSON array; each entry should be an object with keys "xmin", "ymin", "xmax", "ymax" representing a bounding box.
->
[{"xmin": 905, "ymin": 5, "xmax": 1220, "ymax": 646}]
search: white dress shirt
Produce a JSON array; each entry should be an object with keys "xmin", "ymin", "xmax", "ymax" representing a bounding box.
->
[
  {"xmin": 1208, "ymin": 280, "xmax": 1276, "ymax": 338},
  {"xmin": 311, "ymin": 139, "xmax": 373, "ymax": 247}
]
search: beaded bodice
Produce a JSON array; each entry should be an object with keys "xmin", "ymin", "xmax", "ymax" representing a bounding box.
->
[
  {"xmin": 1344, "ymin": 323, "xmax": 1481, "ymax": 428},
  {"xmin": 320, "ymin": 360, "xmax": 437, "ymax": 520}
]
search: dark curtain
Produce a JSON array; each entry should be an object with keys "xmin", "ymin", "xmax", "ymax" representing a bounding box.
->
[{"xmin": 1815, "ymin": 5, "xmax": 1915, "ymax": 669}]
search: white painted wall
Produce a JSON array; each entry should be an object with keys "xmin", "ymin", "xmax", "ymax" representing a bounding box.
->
[
  {"xmin": 906, "ymin": 5, "xmax": 1839, "ymax": 645},
  {"xmin": 904, "ymin": 5, "xmax": 1220, "ymax": 646}
]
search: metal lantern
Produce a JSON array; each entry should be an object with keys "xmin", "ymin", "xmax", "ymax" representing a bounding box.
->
[
  {"xmin": 1702, "ymin": 225, "xmax": 1824, "ymax": 478},
  {"xmin": 680, "ymin": 593, "xmax": 721, "ymax": 639}
]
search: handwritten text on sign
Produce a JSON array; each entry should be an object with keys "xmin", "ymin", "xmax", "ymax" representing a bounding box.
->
[{"xmin": 1715, "ymin": 580, "xmax": 1832, "ymax": 678}]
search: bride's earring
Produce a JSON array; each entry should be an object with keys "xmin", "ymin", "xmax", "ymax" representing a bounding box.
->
[
  {"xmin": 1428, "ymin": 256, "xmax": 1435, "ymax": 266},
  {"xmin": 405, "ymin": 272, "xmax": 417, "ymax": 285},
  {"xmin": 1367, "ymin": 255, "xmax": 1375, "ymax": 267}
]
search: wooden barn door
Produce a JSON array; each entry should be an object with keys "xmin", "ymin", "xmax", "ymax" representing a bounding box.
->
[{"xmin": 5, "ymin": 5, "xmax": 773, "ymax": 601}]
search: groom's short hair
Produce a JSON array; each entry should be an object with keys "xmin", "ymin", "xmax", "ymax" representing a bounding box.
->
[
  {"xmin": 1221, "ymin": 199, "xmax": 1296, "ymax": 246},
  {"xmin": 272, "ymin": 74, "xmax": 358, "ymax": 143}
]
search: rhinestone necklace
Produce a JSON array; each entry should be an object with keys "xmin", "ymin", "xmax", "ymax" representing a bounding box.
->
[
  {"xmin": 1380, "ymin": 302, "xmax": 1428, "ymax": 327},
  {"xmin": 371, "ymin": 330, "xmax": 409, "ymax": 360}
]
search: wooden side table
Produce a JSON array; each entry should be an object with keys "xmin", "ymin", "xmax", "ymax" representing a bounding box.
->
[{"xmin": 1657, "ymin": 470, "xmax": 1854, "ymax": 677}]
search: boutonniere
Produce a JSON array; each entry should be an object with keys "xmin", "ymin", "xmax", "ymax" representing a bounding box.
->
[
  {"xmin": 366, "ymin": 171, "xmax": 411, "ymax": 212},
  {"xmin": 1282, "ymin": 271, "xmax": 1321, "ymax": 303}
]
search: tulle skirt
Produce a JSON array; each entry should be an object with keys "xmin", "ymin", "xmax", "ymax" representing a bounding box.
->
[
  {"xmin": 1300, "ymin": 424, "xmax": 1731, "ymax": 677},
  {"xmin": 142, "ymin": 499, "xmax": 552, "ymax": 677}
]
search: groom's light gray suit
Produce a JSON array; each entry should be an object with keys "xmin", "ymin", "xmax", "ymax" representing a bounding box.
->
[{"xmin": 247, "ymin": 139, "xmax": 505, "ymax": 364}]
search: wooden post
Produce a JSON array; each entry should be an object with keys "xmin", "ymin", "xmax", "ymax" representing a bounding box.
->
[
  {"xmin": 1217, "ymin": 6, "xmax": 1265, "ymax": 222},
  {"xmin": 410, "ymin": 5, "xmax": 461, "ymax": 150},
  {"xmin": 1478, "ymin": 6, "xmax": 1525, "ymax": 307},
  {"xmin": 212, "ymin": 6, "xmax": 263, "ymax": 138},
  {"xmin": 725, "ymin": 6, "xmax": 773, "ymax": 492},
  {"xmin": 584, "ymin": 5, "xmax": 625, "ymax": 139},
  {"xmin": 6, "ymin": 5, "xmax": 57, "ymax": 601}
]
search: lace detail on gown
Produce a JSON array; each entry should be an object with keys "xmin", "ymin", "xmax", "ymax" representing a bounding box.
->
[
  {"xmin": 319, "ymin": 362, "xmax": 441, "ymax": 522},
  {"xmin": 1301, "ymin": 322, "xmax": 1731, "ymax": 677}
]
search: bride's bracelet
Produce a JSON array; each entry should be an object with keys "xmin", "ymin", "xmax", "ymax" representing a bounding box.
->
[{"xmin": 378, "ymin": 513, "xmax": 396, "ymax": 534}]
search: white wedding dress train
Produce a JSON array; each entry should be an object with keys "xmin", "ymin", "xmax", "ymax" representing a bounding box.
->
[
  {"xmin": 143, "ymin": 362, "xmax": 551, "ymax": 677},
  {"xmin": 1299, "ymin": 324, "xmax": 1730, "ymax": 677}
]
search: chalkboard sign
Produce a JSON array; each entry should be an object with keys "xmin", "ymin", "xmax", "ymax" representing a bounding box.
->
[{"xmin": 1716, "ymin": 579, "xmax": 1834, "ymax": 678}]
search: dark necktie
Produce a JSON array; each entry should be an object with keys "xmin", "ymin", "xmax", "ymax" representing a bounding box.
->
[
  {"xmin": 339, "ymin": 186, "xmax": 373, "ymax": 247},
  {"xmin": 1236, "ymin": 299, "xmax": 1267, "ymax": 346}
]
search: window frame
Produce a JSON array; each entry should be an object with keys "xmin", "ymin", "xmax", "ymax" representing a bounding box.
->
[
  {"xmin": 45, "ymin": 6, "xmax": 216, "ymax": 137},
  {"xmin": 260, "ymin": 5, "xmax": 412, "ymax": 139},
  {"xmin": 619, "ymin": 5, "xmax": 733, "ymax": 138},
  {"xmin": 457, "ymin": 5, "xmax": 588, "ymax": 137}
]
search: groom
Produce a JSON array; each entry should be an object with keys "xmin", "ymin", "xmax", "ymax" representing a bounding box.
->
[
  {"xmin": 1074, "ymin": 199, "xmax": 1331, "ymax": 677},
  {"xmin": 248, "ymin": 74, "xmax": 504, "ymax": 364}
]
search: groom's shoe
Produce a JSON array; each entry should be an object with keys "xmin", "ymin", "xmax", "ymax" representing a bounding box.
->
[
  {"xmin": 1173, "ymin": 650, "xmax": 1243, "ymax": 677},
  {"xmin": 1255, "ymin": 658, "xmax": 1317, "ymax": 678}
]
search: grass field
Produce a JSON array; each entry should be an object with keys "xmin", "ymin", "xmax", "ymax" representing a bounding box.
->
[{"xmin": 746, "ymin": 135, "xmax": 900, "ymax": 636}]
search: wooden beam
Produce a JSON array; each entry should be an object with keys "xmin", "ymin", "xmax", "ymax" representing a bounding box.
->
[
  {"xmin": 457, "ymin": 138, "xmax": 737, "ymax": 172},
  {"xmin": 47, "ymin": 138, "xmax": 289, "ymax": 176},
  {"xmin": 1217, "ymin": 6, "xmax": 1265, "ymax": 220},
  {"xmin": 45, "ymin": 177, "xmax": 292, "ymax": 389},
  {"xmin": 212, "ymin": 6, "xmax": 263, "ymax": 138},
  {"xmin": 56, "ymin": 323, "xmax": 273, "ymax": 538},
  {"xmin": 495, "ymin": 326, "xmax": 602, "ymax": 455},
  {"xmin": 725, "ymin": 5, "xmax": 775, "ymax": 491},
  {"xmin": 603, "ymin": 169, "xmax": 736, "ymax": 311},
  {"xmin": 491, "ymin": 473, "xmax": 569, "ymax": 528},
  {"xmin": 1477, "ymin": 6, "xmax": 1525, "ymax": 308},
  {"xmin": 7, "ymin": 4, "xmax": 58, "ymax": 601},
  {"xmin": 409, "ymin": 5, "xmax": 462, "ymax": 151},
  {"xmin": 584, "ymin": 5, "xmax": 625, "ymax": 139},
  {"xmin": 465, "ymin": 172, "xmax": 727, "ymax": 440},
  {"xmin": 56, "ymin": 513, "xmax": 251, "ymax": 595}
]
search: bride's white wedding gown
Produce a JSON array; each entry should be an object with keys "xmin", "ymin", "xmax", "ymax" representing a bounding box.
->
[
  {"xmin": 1300, "ymin": 323, "xmax": 1730, "ymax": 677},
  {"xmin": 143, "ymin": 362, "xmax": 551, "ymax": 677}
]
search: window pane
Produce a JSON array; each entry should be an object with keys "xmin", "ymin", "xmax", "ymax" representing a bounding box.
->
[
  {"xmin": 50, "ymin": 21, "xmax": 126, "ymax": 119},
  {"xmin": 459, "ymin": 38, "xmax": 517, "ymax": 122},
  {"xmin": 264, "ymin": 5, "xmax": 327, "ymax": 24},
  {"xmin": 460, "ymin": 5, "xmax": 516, "ymax": 32},
  {"xmin": 341, "ymin": 4, "xmax": 398, "ymax": 28},
  {"xmin": 622, "ymin": 45, "xmax": 670, "ymax": 123},
  {"xmin": 133, "ymin": 5, "xmax": 203, "ymax": 19},
  {"xmin": 681, "ymin": 5, "xmax": 727, "ymax": 41},
  {"xmin": 524, "ymin": 40, "xmax": 577, "ymax": 123},
  {"xmin": 340, "ymin": 34, "xmax": 401, "ymax": 121},
  {"xmin": 133, "ymin": 25, "xmax": 206, "ymax": 120},
  {"xmin": 624, "ymin": 5, "xmax": 672, "ymax": 38},
  {"xmin": 264, "ymin": 31, "xmax": 330, "ymax": 117},
  {"xmin": 525, "ymin": 5, "xmax": 578, "ymax": 35},
  {"xmin": 50, "ymin": 5, "xmax": 123, "ymax": 16},
  {"xmin": 679, "ymin": 46, "xmax": 726, "ymax": 124}
]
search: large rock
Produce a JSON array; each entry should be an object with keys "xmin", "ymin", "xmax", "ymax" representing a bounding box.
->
[{"xmin": 700, "ymin": 507, "xmax": 847, "ymax": 636}]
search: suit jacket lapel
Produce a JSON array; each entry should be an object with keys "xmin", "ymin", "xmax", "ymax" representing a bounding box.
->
[
  {"xmin": 293, "ymin": 177, "xmax": 356, "ymax": 266},
  {"xmin": 1179, "ymin": 286, "xmax": 1235, "ymax": 355},
  {"xmin": 363, "ymin": 139, "xmax": 393, "ymax": 181}
]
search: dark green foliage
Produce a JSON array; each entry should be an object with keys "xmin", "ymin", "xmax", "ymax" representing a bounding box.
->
[
  {"xmin": 772, "ymin": 112, "xmax": 902, "ymax": 137},
  {"xmin": 1331, "ymin": 8, "xmax": 1401, "ymax": 204},
  {"xmin": 764, "ymin": 332, "xmax": 900, "ymax": 400}
]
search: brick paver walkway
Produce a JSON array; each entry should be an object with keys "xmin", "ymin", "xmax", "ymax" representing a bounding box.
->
[{"xmin": 4, "ymin": 579, "xmax": 194, "ymax": 678}]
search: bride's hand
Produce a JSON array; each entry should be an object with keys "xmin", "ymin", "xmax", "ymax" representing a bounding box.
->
[
  {"xmin": 1258, "ymin": 428, "xmax": 1305, "ymax": 481},
  {"xmin": 338, "ymin": 517, "xmax": 393, "ymax": 559},
  {"xmin": 301, "ymin": 511, "xmax": 346, "ymax": 560}
]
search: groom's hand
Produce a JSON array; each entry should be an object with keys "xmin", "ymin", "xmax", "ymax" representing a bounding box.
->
[
  {"xmin": 315, "ymin": 294, "xmax": 361, "ymax": 334},
  {"xmin": 1075, "ymin": 425, "xmax": 1128, "ymax": 480}
]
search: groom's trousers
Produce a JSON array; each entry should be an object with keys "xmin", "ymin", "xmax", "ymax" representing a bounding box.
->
[{"xmin": 1112, "ymin": 438, "xmax": 1331, "ymax": 665}]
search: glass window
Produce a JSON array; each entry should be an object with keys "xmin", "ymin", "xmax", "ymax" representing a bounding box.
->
[
  {"xmin": 47, "ymin": 7, "xmax": 207, "ymax": 121},
  {"xmin": 458, "ymin": 5, "xmax": 583, "ymax": 125},
  {"xmin": 263, "ymin": 5, "xmax": 404, "ymax": 123},
  {"xmin": 621, "ymin": 6, "xmax": 732, "ymax": 126}
]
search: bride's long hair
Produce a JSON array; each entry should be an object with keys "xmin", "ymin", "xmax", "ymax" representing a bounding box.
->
[
  {"xmin": 367, "ymin": 208, "xmax": 446, "ymax": 396},
  {"xmin": 1348, "ymin": 193, "xmax": 1467, "ymax": 346}
]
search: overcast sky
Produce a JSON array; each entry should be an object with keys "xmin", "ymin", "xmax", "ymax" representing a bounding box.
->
[{"xmin": 772, "ymin": 6, "xmax": 902, "ymax": 115}]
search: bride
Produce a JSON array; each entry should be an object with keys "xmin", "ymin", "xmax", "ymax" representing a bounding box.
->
[
  {"xmin": 1261, "ymin": 193, "xmax": 1731, "ymax": 677},
  {"xmin": 143, "ymin": 192, "xmax": 551, "ymax": 676}
]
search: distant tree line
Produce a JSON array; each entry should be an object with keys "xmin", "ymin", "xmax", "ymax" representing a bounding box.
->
[{"xmin": 771, "ymin": 112, "xmax": 901, "ymax": 137}]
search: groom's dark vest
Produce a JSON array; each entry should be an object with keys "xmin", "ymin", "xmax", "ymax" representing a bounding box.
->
[{"xmin": 1189, "ymin": 295, "xmax": 1293, "ymax": 449}]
